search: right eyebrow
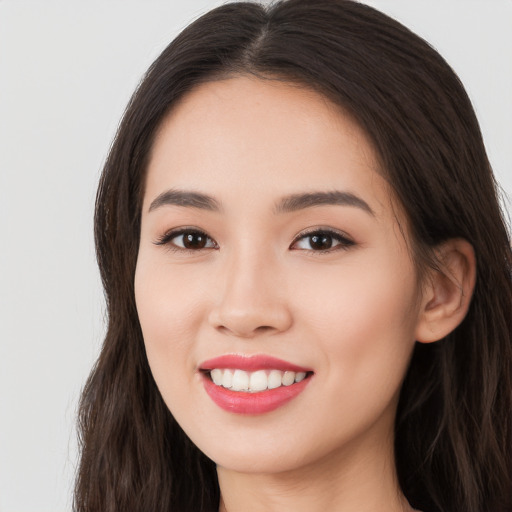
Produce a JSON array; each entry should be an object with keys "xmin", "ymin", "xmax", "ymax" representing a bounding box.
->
[{"xmin": 148, "ymin": 189, "xmax": 222, "ymax": 213}]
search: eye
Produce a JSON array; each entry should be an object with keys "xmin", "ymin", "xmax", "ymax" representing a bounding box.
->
[
  {"xmin": 154, "ymin": 228, "xmax": 217, "ymax": 252},
  {"xmin": 290, "ymin": 229, "xmax": 355, "ymax": 252}
]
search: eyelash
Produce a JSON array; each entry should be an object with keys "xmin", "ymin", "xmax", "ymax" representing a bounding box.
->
[
  {"xmin": 154, "ymin": 227, "xmax": 218, "ymax": 253},
  {"xmin": 153, "ymin": 227, "xmax": 355, "ymax": 254},
  {"xmin": 290, "ymin": 228, "xmax": 355, "ymax": 254}
]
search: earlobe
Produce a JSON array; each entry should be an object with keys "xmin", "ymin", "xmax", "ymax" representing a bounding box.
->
[{"xmin": 415, "ymin": 239, "xmax": 476, "ymax": 343}]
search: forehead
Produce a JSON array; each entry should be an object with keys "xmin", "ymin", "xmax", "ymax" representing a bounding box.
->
[
  {"xmin": 144, "ymin": 76, "xmax": 391, "ymax": 217},
  {"xmin": 151, "ymin": 76, "xmax": 375, "ymax": 163}
]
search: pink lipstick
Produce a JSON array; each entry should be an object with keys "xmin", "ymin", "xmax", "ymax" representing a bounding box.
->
[{"xmin": 199, "ymin": 354, "xmax": 313, "ymax": 414}]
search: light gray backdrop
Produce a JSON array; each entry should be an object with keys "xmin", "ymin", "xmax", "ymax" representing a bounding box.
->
[{"xmin": 0, "ymin": 1, "xmax": 510, "ymax": 511}]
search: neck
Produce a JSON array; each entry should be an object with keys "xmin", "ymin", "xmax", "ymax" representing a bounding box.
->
[{"xmin": 217, "ymin": 425, "xmax": 413, "ymax": 512}]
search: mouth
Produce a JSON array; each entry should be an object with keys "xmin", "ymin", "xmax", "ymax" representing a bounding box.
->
[
  {"xmin": 199, "ymin": 355, "xmax": 314, "ymax": 414},
  {"xmin": 205, "ymin": 368, "xmax": 312, "ymax": 392}
]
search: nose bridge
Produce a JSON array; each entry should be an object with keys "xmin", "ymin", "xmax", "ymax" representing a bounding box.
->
[
  {"xmin": 209, "ymin": 241, "xmax": 291, "ymax": 337},
  {"xmin": 229, "ymin": 239, "xmax": 271, "ymax": 291}
]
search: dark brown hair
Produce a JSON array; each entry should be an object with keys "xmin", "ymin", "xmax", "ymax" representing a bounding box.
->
[{"xmin": 75, "ymin": 1, "xmax": 512, "ymax": 511}]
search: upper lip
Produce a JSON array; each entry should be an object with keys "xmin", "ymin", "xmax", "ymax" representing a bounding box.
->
[{"xmin": 199, "ymin": 354, "xmax": 312, "ymax": 373}]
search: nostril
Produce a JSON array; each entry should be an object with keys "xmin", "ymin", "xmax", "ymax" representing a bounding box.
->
[
  {"xmin": 255, "ymin": 326, "xmax": 275, "ymax": 333},
  {"xmin": 215, "ymin": 324, "xmax": 275, "ymax": 338},
  {"xmin": 208, "ymin": 302, "xmax": 293, "ymax": 338}
]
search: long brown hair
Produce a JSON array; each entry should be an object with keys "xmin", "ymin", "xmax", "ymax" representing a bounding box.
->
[{"xmin": 75, "ymin": 1, "xmax": 512, "ymax": 511}]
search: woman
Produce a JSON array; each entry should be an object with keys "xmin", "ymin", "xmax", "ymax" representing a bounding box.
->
[{"xmin": 74, "ymin": 1, "xmax": 512, "ymax": 511}]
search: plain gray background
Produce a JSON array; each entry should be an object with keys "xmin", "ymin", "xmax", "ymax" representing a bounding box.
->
[{"xmin": 0, "ymin": 1, "xmax": 510, "ymax": 511}]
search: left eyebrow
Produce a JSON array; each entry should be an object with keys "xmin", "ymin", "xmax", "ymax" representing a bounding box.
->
[{"xmin": 274, "ymin": 191, "xmax": 375, "ymax": 216}]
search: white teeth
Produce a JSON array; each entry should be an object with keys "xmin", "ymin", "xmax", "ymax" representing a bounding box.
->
[
  {"xmin": 282, "ymin": 371, "xmax": 295, "ymax": 386},
  {"xmin": 295, "ymin": 372, "xmax": 306, "ymax": 383},
  {"xmin": 249, "ymin": 370, "xmax": 268, "ymax": 392},
  {"xmin": 208, "ymin": 368, "xmax": 309, "ymax": 392},
  {"xmin": 268, "ymin": 369, "xmax": 283, "ymax": 390},
  {"xmin": 232, "ymin": 369, "xmax": 249, "ymax": 391},
  {"xmin": 221, "ymin": 369, "xmax": 233, "ymax": 389},
  {"xmin": 211, "ymin": 368, "xmax": 223, "ymax": 386}
]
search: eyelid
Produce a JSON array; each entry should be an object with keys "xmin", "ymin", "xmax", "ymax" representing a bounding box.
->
[
  {"xmin": 290, "ymin": 227, "xmax": 355, "ymax": 252},
  {"xmin": 153, "ymin": 226, "xmax": 218, "ymax": 251},
  {"xmin": 153, "ymin": 225, "xmax": 355, "ymax": 254}
]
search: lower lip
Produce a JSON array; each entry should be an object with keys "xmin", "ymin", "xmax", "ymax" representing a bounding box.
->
[{"xmin": 202, "ymin": 375, "xmax": 311, "ymax": 414}]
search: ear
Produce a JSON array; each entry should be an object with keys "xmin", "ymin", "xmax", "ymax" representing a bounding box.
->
[{"xmin": 415, "ymin": 238, "xmax": 476, "ymax": 343}]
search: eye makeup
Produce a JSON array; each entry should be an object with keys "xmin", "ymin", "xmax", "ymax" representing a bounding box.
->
[{"xmin": 153, "ymin": 225, "xmax": 355, "ymax": 255}]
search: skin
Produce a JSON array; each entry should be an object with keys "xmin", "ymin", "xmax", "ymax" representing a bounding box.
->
[{"xmin": 134, "ymin": 76, "xmax": 449, "ymax": 512}]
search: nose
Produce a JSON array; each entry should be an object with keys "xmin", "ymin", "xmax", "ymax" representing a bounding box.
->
[{"xmin": 208, "ymin": 252, "xmax": 293, "ymax": 338}]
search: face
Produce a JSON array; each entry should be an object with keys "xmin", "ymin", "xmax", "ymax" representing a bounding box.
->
[{"xmin": 135, "ymin": 76, "xmax": 424, "ymax": 475}]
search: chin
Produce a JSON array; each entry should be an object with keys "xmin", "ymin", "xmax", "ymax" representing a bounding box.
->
[{"xmin": 213, "ymin": 446, "xmax": 311, "ymax": 475}]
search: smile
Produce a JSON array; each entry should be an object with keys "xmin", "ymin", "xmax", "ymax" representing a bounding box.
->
[
  {"xmin": 209, "ymin": 368, "xmax": 308, "ymax": 392},
  {"xmin": 199, "ymin": 355, "xmax": 313, "ymax": 414}
]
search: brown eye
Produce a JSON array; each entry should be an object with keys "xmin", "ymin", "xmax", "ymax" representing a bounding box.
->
[
  {"xmin": 155, "ymin": 229, "xmax": 217, "ymax": 251},
  {"xmin": 309, "ymin": 234, "xmax": 334, "ymax": 250},
  {"xmin": 291, "ymin": 229, "xmax": 355, "ymax": 252},
  {"xmin": 181, "ymin": 232, "xmax": 208, "ymax": 249}
]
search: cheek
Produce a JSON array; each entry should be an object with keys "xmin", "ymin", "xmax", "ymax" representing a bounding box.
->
[
  {"xmin": 134, "ymin": 257, "xmax": 206, "ymax": 384},
  {"xmin": 284, "ymin": 258, "xmax": 419, "ymax": 452},
  {"xmin": 290, "ymin": 252, "xmax": 419, "ymax": 380}
]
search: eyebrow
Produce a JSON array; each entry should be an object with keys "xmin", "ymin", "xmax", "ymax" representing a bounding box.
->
[
  {"xmin": 148, "ymin": 189, "xmax": 222, "ymax": 212},
  {"xmin": 148, "ymin": 188, "xmax": 374, "ymax": 216},
  {"xmin": 274, "ymin": 191, "xmax": 375, "ymax": 216}
]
